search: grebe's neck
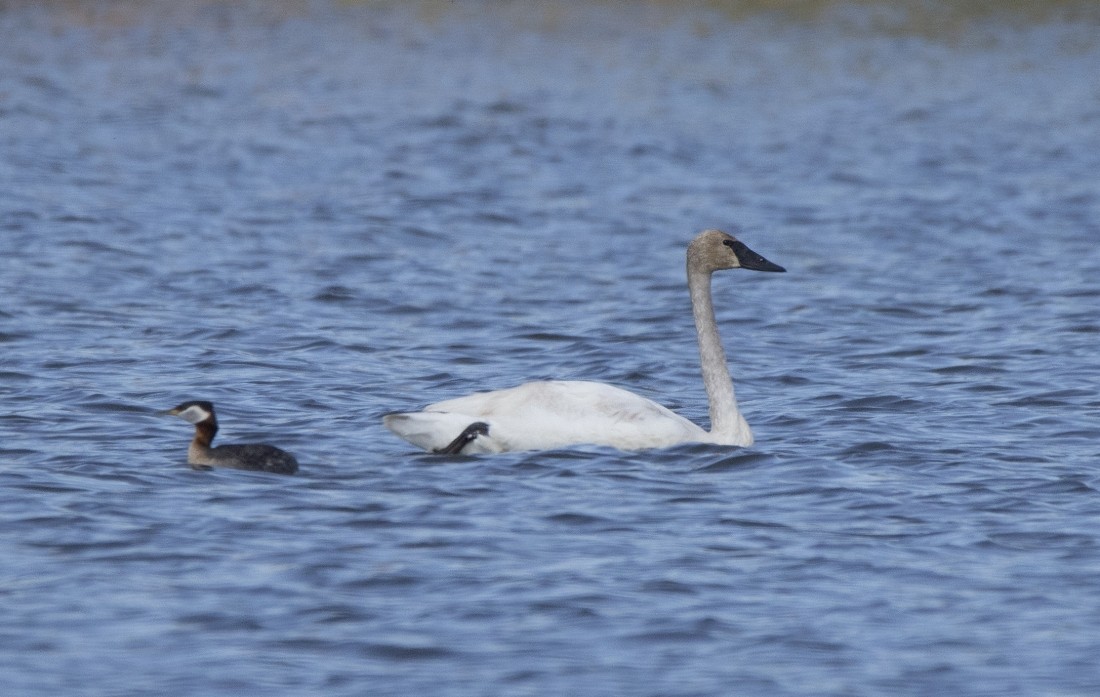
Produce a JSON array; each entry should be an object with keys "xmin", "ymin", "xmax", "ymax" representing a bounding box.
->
[
  {"xmin": 192, "ymin": 419, "xmax": 217, "ymax": 448},
  {"xmin": 187, "ymin": 419, "xmax": 218, "ymax": 468}
]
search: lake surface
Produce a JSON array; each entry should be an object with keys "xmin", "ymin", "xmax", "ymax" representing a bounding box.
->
[{"xmin": 2, "ymin": 1, "xmax": 1100, "ymax": 695}]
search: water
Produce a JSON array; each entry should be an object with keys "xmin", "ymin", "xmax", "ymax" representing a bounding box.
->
[{"xmin": 3, "ymin": 1, "xmax": 1100, "ymax": 695}]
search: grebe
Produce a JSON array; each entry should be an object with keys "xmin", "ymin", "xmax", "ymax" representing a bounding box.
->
[
  {"xmin": 383, "ymin": 229, "xmax": 785, "ymax": 454},
  {"xmin": 166, "ymin": 400, "xmax": 299, "ymax": 474}
]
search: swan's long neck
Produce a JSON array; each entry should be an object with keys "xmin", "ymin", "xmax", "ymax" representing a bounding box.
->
[{"xmin": 687, "ymin": 265, "xmax": 753, "ymax": 446}]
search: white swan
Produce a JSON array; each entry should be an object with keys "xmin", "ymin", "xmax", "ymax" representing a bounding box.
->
[{"xmin": 383, "ymin": 229, "xmax": 785, "ymax": 454}]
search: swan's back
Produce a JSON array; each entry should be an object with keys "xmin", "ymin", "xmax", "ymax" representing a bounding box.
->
[{"xmin": 385, "ymin": 380, "xmax": 707, "ymax": 453}]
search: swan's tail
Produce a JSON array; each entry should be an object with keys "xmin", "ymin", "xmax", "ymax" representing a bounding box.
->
[{"xmin": 383, "ymin": 411, "xmax": 493, "ymax": 453}]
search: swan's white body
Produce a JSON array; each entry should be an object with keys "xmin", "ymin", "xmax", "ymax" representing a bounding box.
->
[
  {"xmin": 384, "ymin": 379, "xmax": 751, "ymax": 454},
  {"xmin": 384, "ymin": 229, "xmax": 784, "ymax": 454}
]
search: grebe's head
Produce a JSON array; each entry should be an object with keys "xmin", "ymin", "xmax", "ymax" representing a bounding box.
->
[{"xmin": 166, "ymin": 400, "xmax": 216, "ymax": 424}]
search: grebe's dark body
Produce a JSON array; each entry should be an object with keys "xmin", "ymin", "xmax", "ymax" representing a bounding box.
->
[{"xmin": 166, "ymin": 400, "xmax": 298, "ymax": 475}]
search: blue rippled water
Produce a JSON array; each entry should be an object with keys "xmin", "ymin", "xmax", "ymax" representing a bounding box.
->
[{"xmin": 2, "ymin": 1, "xmax": 1100, "ymax": 695}]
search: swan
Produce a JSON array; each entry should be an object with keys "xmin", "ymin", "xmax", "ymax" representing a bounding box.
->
[{"xmin": 383, "ymin": 229, "xmax": 785, "ymax": 454}]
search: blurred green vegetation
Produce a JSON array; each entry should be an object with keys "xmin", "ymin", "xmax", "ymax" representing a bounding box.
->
[{"xmin": 11, "ymin": 0, "xmax": 1100, "ymax": 36}]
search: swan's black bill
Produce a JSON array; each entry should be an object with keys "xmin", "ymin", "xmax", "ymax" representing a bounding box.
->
[{"xmin": 725, "ymin": 240, "xmax": 785, "ymax": 272}]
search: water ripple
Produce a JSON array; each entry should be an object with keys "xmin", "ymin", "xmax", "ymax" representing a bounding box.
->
[{"xmin": 2, "ymin": 2, "xmax": 1100, "ymax": 697}]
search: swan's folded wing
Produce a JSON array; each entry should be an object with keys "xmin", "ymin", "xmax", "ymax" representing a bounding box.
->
[{"xmin": 419, "ymin": 381, "xmax": 707, "ymax": 451}]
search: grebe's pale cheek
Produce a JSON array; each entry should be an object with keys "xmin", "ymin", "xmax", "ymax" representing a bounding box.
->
[{"xmin": 175, "ymin": 404, "xmax": 213, "ymax": 424}]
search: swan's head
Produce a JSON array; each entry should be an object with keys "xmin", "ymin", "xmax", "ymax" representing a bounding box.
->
[
  {"xmin": 166, "ymin": 400, "xmax": 216, "ymax": 424},
  {"xmin": 689, "ymin": 229, "xmax": 786, "ymax": 274}
]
